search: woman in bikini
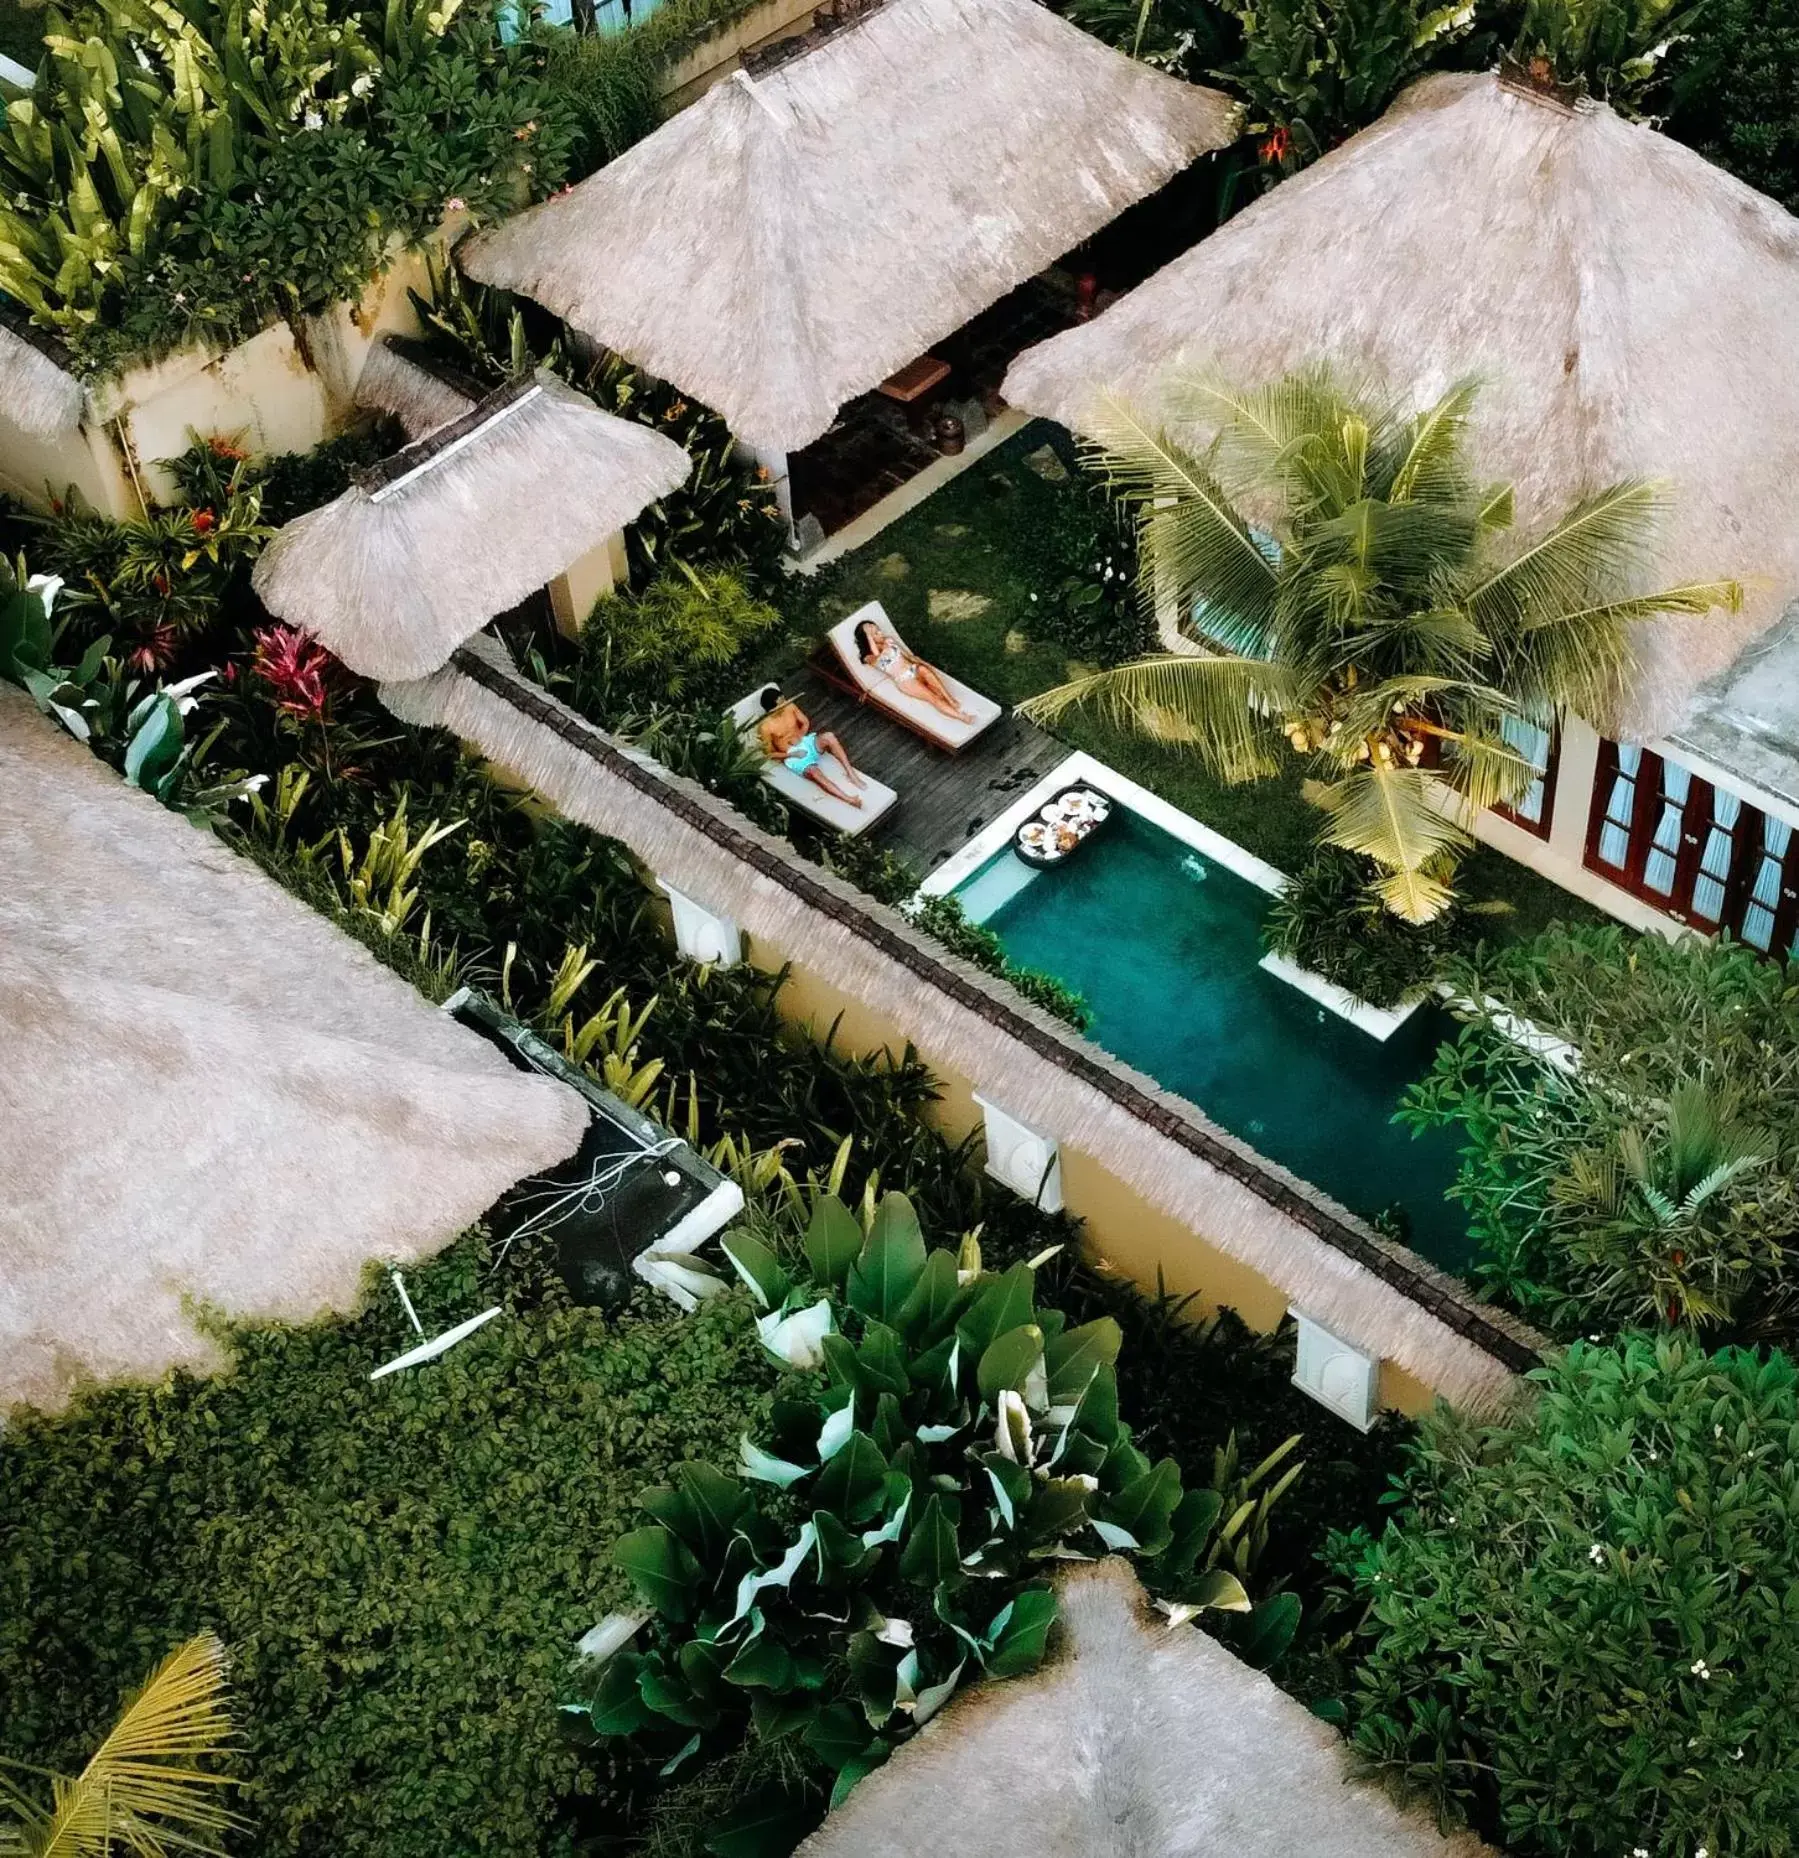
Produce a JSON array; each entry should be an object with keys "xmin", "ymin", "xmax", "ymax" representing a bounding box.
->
[
  {"xmin": 854, "ymin": 619, "xmax": 974, "ymax": 724},
  {"xmin": 757, "ymin": 696, "xmax": 867, "ymax": 808}
]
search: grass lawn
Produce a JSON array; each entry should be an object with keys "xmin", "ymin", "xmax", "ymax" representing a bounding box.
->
[{"xmin": 778, "ymin": 421, "xmax": 1605, "ymax": 940}]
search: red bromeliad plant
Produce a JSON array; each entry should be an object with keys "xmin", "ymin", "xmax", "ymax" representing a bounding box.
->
[{"xmin": 250, "ymin": 623, "xmax": 338, "ymax": 726}]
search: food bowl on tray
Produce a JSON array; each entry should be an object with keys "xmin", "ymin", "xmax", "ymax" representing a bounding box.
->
[{"xmin": 1013, "ymin": 783, "xmax": 1115, "ymax": 867}]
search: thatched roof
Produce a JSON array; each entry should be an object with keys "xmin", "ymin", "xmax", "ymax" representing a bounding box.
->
[
  {"xmin": 0, "ymin": 301, "xmax": 86, "ymax": 437},
  {"xmin": 459, "ymin": 0, "xmax": 1241, "ymax": 457},
  {"xmin": 251, "ymin": 372, "xmax": 691, "ymax": 681},
  {"xmin": 0, "ymin": 689, "xmax": 588, "ymax": 1415},
  {"xmin": 1669, "ymin": 605, "xmax": 1799, "ymax": 815},
  {"xmin": 1004, "ymin": 69, "xmax": 1799, "ymax": 738},
  {"xmin": 798, "ymin": 1559, "xmax": 1492, "ymax": 1858},
  {"xmin": 354, "ymin": 333, "xmax": 482, "ymax": 440}
]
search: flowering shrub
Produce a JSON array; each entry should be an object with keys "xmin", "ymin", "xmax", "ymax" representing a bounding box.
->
[{"xmin": 1329, "ymin": 1336, "xmax": 1799, "ymax": 1857}]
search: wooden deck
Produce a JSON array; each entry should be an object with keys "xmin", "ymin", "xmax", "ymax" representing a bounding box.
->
[{"xmin": 790, "ymin": 667, "xmax": 1068, "ymax": 874}]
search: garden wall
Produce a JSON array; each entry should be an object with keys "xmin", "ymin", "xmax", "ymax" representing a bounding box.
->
[
  {"xmin": 1, "ymin": 236, "xmax": 440, "ymax": 517},
  {"xmin": 660, "ymin": 0, "xmax": 820, "ymax": 106},
  {"xmin": 383, "ymin": 637, "xmax": 1543, "ymax": 1418}
]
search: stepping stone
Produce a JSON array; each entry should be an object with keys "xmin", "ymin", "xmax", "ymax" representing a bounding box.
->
[
  {"xmin": 876, "ymin": 552, "xmax": 911, "ymax": 579},
  {"xmin": 928, "ymin": 589, "xmax": 992, "ymax": 623},
  {"xmin": 1004, "ymin": 628, "xmax": 1030, "ymax": 654},
  {"xmin": 935, "ymin": 523, "xmax": 970, "ymax": 538},
  {"xmin": 1023, "ymin": 445, "xmax": 1069, "ymax": 483}
]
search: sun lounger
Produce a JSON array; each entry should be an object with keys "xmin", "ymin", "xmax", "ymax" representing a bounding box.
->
[
  {"xmin": 822, "ymin": 602, "xmax": 1002, "ymax": 753},
  {"xmin": 728, "ymin": 684, "xmax": 899, "ymax": 836}
]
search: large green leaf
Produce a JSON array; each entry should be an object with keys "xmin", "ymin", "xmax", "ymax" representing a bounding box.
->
[
  {"xmin": 897, "ymin": 1493, "xmax": 961, "ymax": 1588},
  {"xmin": 976, "ymin": 1324, "xmax": 1044, "ymax": 1406},
  {"xmin": 640, "ymin": 1463, "xmax": 748, "ymax": 1563},
  {"xmin": 956, "ymin": 1262, "xmax": 1035, "ymax": 1356},
  {"xmin": 893, "ymin": 1247, "xmax": 967, "ymax": 1344},
  {"xmin": 1044, "ymin": 1318, "xmax": 1121, "ymax": 1405},
  {"xmin": 813, "ymin": 1432, "xmax": 888, "ymax": 1522},
  {"xmin": 614, "ymin": 1526, "xmax": 703, "ymax": 1621},
  {"xmin": 722, "ymin": 1634, "xmax": 795, "ymax": 1691},
  {"xmin": 985, "ymin": 1587, "xmax": 1057, "ymax": 1678},
  {"xmin": 846, "ymin": 1195, "xmax": 927, "ymax": 1321},
  {"xmin": 586, "ymin": 1653, "xmax": 653, "ymax": 1735},
  {"xmin": 804, "ymin": 1195, "xmax": 862, "ymax": 1288},
  {"xmin": 1100, "ymin": 1458, "xmax": 1183, "ymax": 1558},
  {"xmin": 721, "ymin": 1230, "xmax": 789, "ymax": 1311}
]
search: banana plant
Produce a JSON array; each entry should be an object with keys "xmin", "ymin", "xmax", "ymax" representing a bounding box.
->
[{"xmin": 569, "ymin": 1192, "xmax": 1299, "ymax": 1838}]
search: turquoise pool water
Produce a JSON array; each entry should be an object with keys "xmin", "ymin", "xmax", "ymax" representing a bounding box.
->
[{"xmin": 954, "ymin": 808, "xmax": 1474, "ymax": 1274}]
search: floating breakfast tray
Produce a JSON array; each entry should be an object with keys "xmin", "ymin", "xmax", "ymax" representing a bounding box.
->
[{"xmin": 1012, "ymin": 783, "xmax": 1116, "ymax": 868}]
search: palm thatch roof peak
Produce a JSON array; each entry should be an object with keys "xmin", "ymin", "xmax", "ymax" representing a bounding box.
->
[
  {"xmin": 0, "ymin": 688, "xmax": 587, "ymax": 1415},
  {"xmin": 1005, "ymin": 68, "xmax": 1799, "ymax": 738},
  {"xmin": 251, "ymin": 371, "xmax": 691, "ymax": 681},
  {"xmin": 0, "ymin": 300, "xmax": 87, "ymax": 437},
  {"xmin": 459, "ymin": 0, "xmax": 1241, "ymax": 457},
  {"xmin": 798, "ymin": 1559, "xmax": 1492, "ymax": 1858}
]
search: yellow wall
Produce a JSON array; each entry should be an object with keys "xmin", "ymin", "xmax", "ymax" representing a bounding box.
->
[
  {"xmin": 661, "ymin": 0, "xmax": 822, "ymax": 107},
  {"xmin": 2, "ymin": 233, "xmax": 441, "ymax": 516},
  {"xmin": 756, "ymin": 924, "xmax": 1435, "ymax": 1420}
]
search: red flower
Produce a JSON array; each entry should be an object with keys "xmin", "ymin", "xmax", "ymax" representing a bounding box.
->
[
  {"xmin": 126, "ymin": 623, "xmax": 178, "ymax": 674},
  {"xmin": 208, "ymin": 435, "xmax": 250, "ymax": 462},
  {"xmin": 1259, "ymin": 125, "xmax": 1293, "ymax": 165},
  {"xmin": 191, "ymin": 509, "xmax": 217, "ymax": 536},
  {"xmin": 152, "ymin": 570, "xmax": 172, "ymax": 597},
  {"xmin": 250, "ymin": 622, "xmax": 340, "ymax": 725}
]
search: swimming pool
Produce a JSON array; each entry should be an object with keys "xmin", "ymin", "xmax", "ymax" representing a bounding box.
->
[{"xmin": 946, "ymin": 799, "xmax": 1474, "ymax": 1274}]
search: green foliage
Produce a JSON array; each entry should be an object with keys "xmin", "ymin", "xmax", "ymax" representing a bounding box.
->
[
  {"xmin": 1026, "ymin": 369, "xmax": 1740, "ymax": 922},
  {"xmin": 1063, "ymin": 0, "xmax": 1243, "ymax": 78},
  {"xmin": 1509, "ymin": 0, "xmax": 1698, "ymax": 107},
  {"xmin": 1020, "ymin": 477, "xmax": 1154, "ymax": 669},
  {"xmin": 1216, "ymin": 0, "xmax": 1476, "ymax": 166},
  {"xmin": 1662, "ymin": 0, "xmax": 1799, "ymax": 213},
  {"xmin": 1402, "ymin": 925, "xmax": 1799, "ymax": 1340},
  {"xmin": 908, "ymin": 892, "xmax": 1092, "ymax": 1032},
  {"xmin": 576, "ymin": 1193, "xmax": 1286, "ymax": 1842},
  {"xmin": 1329, "ymin": 1336, "xmax": 1799, "ymax": 1857},
  {"xmin": 409, "ymin": 265, "xmax": 786, "ymax": 585},
  {"xmin": 1263, "ymin": 845, "xmax": 1492, "ymax": 1007},
  {"xmin": 582, "ymin": 569, "xmax": 785, "ymax": 712},
  {"xmin": 0, "ymin": 1232, "xmax": 776, "ymax": 1858},
  {"xmin": 1, "ymin": 0, "xmax": 577, "ymax": 376}
]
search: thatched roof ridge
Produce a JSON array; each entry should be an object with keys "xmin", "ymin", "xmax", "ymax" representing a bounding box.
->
[
  {"xmin": 381, "ymin": 635, "xmax": 1541, "ymax": 1411},
  {"xmin": 251, "ymin": 371, "xmax": 691, "ymax": 681},
  {"xmin": 0, "ymin": 300, "xmax": 87, "ymax": 437},
  {"xmin": 459, "ymin": 0, "xmax": 1240, "ymax": 456},
  {"xmin": 0, "ymin": 689, "xmax": 587, "ymax": 1415},
  {"xmin": 1004, "ymin": 69, "xmax": 1799, "ymax": 737},
  {"xmin": 354, "ymin": 333, "xmax": 482, "ymax": 439},
  {"xmin": 798, "ymin": 1559, "xmax": 1493, "ymax": 1858}
]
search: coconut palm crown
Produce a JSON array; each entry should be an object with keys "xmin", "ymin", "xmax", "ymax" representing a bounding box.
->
[{"xmin": 1020, "ymin": 368, "xmax": 1743, "ymax": 920}]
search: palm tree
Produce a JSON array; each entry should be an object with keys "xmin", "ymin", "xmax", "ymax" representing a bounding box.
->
[
  {"xmin": 1019, "ymin": 369, "xmax": 1742, "ymax": 920},
  {"xmin": 0, "ymin": 1633, "xmax": 242, "ymax": 1856}
]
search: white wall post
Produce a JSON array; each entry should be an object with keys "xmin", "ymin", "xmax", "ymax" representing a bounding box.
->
[
  {"xmin": 658, "ymin": 880, "xmax": 744, "ymax": 968},
  {"xmin": 972, "ymin": 1094, "xmax": 1064, "ymax": 1212}
]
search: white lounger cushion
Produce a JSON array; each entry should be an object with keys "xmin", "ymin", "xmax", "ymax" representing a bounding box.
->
[
  {"xmin": 728, "ymin": 686, "xmax": 899, "ymax": 836},
  {"xmin": 828, "ymin": 603, "xmax": 1002, "ymax": 751}
]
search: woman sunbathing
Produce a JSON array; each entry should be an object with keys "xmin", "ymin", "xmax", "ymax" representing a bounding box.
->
[
  {"xmin": 757, "ymin": 697, "xmax": 867, "ymax": 808},
  {"xmin": 854, "ymin": 618, "xmax": 975, "ymax": 724}
]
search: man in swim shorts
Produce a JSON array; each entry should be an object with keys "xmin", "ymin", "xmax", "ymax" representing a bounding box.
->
[{"xmin": 757, "ymin": 697, "xmax": 868, "ymax": 808}]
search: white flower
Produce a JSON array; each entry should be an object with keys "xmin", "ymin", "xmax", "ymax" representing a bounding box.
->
[
  {"xmin": 303, "ymin": 108, "xmax": 323, "ymax": 130},
  {"xmin": 1698, "ymin": 1847, "xmax": 1710, "ymax": 1857},
  {"xmin": 755, "ymin": 1297, "xmax": 833, "ymax": 1369},
  {"xmin": 1589, "ymin": 1544, "xmax": 1605, "ymax": 1565},
  {"xmin": 350, "ymin": 70, "xmax": 375, "ymax": 96},
  {"xmin": 1690, "ymin": 1659, "xmax": 1711, "ymax": 1679}
]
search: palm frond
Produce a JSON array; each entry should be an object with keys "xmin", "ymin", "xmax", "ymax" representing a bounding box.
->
[
  {"xmin": 1166, "ymin": 365, "xmax": 1373, "ymax": 516},
  {"xmin": 6, "ymin": 1635, "xmax": 244, "ymax": 1858},
  {"xmin": 1082, "ymin": 395, "xmax": 1281, "ymax": 635},
  {"xmin": 1433, "ymin": 720, "xmax": 1541, "ymax": 813},
  {"xmin": 1368, "ymin": 858, "xmax": 1459, "ymax": 924},
  {"xmin": 1520, "ymin": 579, "xmax": 1745, "ymax": 636},
  {"xmin": 1306, "ymin": 764, "xmax": 1470, "ymax": 913},
  {"xmin": 1388, "ymin": 376, "xmax": 1482, "ymax": 505},
  {"xmin": 1018, "ymin": 653, "xmax": 1291, "ymax": 782},
  {"xmin": 1465, "ymin": 479, "xmax": 1670, "ymax": 646}
]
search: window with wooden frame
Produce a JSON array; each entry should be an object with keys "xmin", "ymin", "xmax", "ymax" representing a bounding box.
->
[
  {"xmin": 1584, "ymin": 739, "xmax": 1799, "ymax": 954},
  {"xmin": 1490, "ymin": 715, "xmax": 1558, "ymax": 839}
]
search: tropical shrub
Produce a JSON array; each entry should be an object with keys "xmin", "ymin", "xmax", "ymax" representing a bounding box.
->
[
  {"xmin": 1662, "ymin": 0, "xmax": 1799, "ymax": 213},
  {"xmin": 579, "ymin": 568, "xmax": 785, "ymax": 711},
  {"xmin": 1262, "ymin": 845, "xmax": 1490, "ymax": 1006},
  {"xmin": 909, "ymin": 892, "xmax": 1092, "ymax": 1031},
  {"xmin": 1508, "ymin": 0, "xmax": 1699, "ymax": 110},
  {"xmin": 1022, "ymin": 368, "xmax": 1741, "ymax": 921},
  {"xmin": 0, "ymin": 0, "xmax": 577, "ymax": 375},
  {"xmin": 574, "ymin": 1191, "xmax": 1292, "ymax": 1847},
  {"xmin": 0, "ymin": 1234, "xmax": 774, "ymax": 1858},
  {"xmin": 1402, "ymin": 925, "xmax": 1799, "ymax": 1340},
  {"xmin": 1329, "ymin": 1336, "xmax": 1799, "ymax": 1858},
  {"xmin": 1217, "ymin": 0, "xmax": 1476, "ymax": 171},
  {"xmin": 0, "ymin": 1635, "xmax": 241, "ymax": 1858}
]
